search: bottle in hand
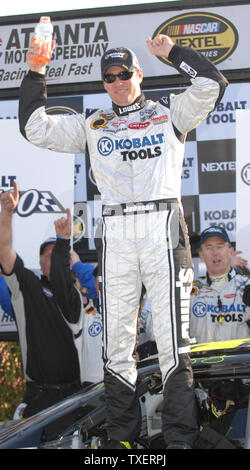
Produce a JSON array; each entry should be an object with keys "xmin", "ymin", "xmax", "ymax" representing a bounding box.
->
[{"xmin": 32, "ymin": 16, "xmax": 53, "ymax": 65}]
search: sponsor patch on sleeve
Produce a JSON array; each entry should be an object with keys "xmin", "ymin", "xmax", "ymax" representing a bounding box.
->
[{"xmin": 180, "ymin": 61, "xmax": 197, "ymax": 78}]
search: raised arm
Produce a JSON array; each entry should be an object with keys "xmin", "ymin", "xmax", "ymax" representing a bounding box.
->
[
  {"xmin": 147, "ymin": 34, "xmax": 228, "ymax": 135},
  {"xmin": 50, "ymin": 209, "xmax": 82, "ymax": 324},
  {"xmin": 19, "ymin": 40, "xmax": 86, "ymax": 154},
  {"xmin": 0, "ymin": 181, "xmax": 19, "ymax": 274}
]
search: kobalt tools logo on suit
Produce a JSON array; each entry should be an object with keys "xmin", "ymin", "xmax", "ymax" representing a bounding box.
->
[{"xmin": 97, "ymin": 133, "xmax": 164, "ymax": 161}]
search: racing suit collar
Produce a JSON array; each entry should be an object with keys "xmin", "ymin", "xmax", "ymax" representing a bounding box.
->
[
  {"xmin": 112, "ymin": 93, "xmax": 146, "ymax": 116},
  {"xmin": 206, "ymin": 268, "xmax": 235, "ymax": 286}
]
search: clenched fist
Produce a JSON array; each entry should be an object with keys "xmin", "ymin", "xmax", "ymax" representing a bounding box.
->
[{"xmin": 146, "ymin": 34, "xmax": 174, "ymax": 58}]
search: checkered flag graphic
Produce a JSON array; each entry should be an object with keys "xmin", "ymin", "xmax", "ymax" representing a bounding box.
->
[{"xmin": 37, "ymin": 191, "xmax": 65, "ymax": 212}]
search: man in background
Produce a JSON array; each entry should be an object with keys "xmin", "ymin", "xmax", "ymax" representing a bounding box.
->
[
  {"xmin": 190, "ymin": 226, "xmax": 250, "ymax": 343},
  {"xmin": 0, "ymin": 181, "xmax": 84, "ymax": 418}
]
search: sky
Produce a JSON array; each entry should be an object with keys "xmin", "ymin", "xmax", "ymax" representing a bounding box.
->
[{"xmin": 1, "ymin": 0, "xmax": 178, "ymax": 18}]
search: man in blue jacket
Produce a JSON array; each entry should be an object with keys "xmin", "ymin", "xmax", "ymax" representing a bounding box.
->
[{"xmin": 0, "ymin": 272, "xmax": 14, "ymax": 319}]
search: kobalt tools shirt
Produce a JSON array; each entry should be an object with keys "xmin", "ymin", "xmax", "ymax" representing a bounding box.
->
[{"xmin": 190, "ymin": 269, "xmax": 250, "ymax": 343}]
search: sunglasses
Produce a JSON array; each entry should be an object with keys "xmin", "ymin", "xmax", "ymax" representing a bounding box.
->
[{"xmin": 103, "ymin": 70, "xmax": 135, "ymax": 83}]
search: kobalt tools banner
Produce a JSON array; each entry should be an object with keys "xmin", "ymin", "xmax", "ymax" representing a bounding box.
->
[{"xmin": 0, "ymin": 4, "xmax": 249, "ymax": 88}]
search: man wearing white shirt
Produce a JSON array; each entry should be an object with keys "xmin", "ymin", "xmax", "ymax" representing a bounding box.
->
[{"xmin": 190, "ymin": 226, "xmax": 250, "ymax": 343}]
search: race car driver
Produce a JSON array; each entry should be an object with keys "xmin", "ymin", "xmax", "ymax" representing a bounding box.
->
[
  {"xmin": 190, "ymin": 226, "xmax": 250, "ymax": 343},
  {"xmin": 18, "ymin": 34, "xmax": 228, "ymax": 449}
]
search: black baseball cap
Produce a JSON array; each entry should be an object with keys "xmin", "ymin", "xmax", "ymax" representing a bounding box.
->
[
  {"xmin": 101, "ymin": 47, "xmax": 140, "ymax": 77},
  {"xmin": 200, "ymin": 227, "xmax": 230, "ymax": 245},
  {"xmin": 39, "ymin": 237, "xmax": 57, "ymax": 256}
]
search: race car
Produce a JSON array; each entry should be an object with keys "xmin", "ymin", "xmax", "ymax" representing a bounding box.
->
[{"xmin": 0, "ymin": 338, "xmax": 250, "ymax": 450}]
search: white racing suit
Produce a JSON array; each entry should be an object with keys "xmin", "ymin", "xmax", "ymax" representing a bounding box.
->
[
  {"xmin": 190, "ymin": 269, "xmax": 250, "ymax": 343},
  {"xmin": 19, "ymin": 44, "xmax": 227, "ymax": 445}
]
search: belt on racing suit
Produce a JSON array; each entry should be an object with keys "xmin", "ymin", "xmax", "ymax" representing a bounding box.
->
[{"xmin": 102, "ymin": 198, "xmax": 179, "ymax": 216}]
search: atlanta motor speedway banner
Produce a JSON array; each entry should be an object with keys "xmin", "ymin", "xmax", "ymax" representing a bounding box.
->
[{"xmin": 0, "ymin": 3, "xmax": 250, "ymax": 89}]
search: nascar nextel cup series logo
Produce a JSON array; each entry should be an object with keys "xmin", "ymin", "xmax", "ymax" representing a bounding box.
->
[{"xmin": 153, "ymin": 12, "xmax": 238, "ymax": 65}]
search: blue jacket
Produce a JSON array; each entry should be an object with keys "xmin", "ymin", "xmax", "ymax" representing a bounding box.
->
[
  {"xmin": 0, "ymin": 274, "xmax": 14, "ymax": 319},
  {"xmin": 71, "ymin": 261, "xmax": 97, "ymax": 299}
]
